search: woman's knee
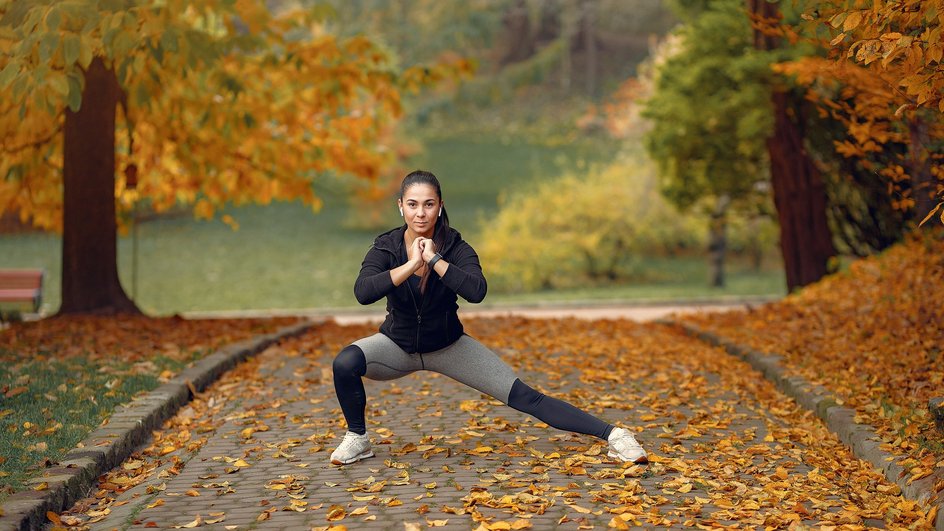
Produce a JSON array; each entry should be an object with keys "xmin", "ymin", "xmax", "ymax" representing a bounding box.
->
[
  {"xmin": 332, "ymin": 345, "xmax": 366, "ymax": 378},
  {"xmin": 508, "ymin": 379, "xmax": 544, "ymax": 410}
]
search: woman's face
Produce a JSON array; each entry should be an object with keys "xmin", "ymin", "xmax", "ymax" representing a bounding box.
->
[{"xmin": 399, "ymin": 184, "xmax": 441, "ymax": 237}]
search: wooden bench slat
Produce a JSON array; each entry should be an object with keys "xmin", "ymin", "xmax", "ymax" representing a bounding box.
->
[
  {"xmin": 0, "ymin": 271, "xmax": 43, "ymax": 289},
  {"xmin": 0, "ymin": 269, "xmax": 44, "ymax": 313},
  {"xmin": 0, "ymin": 289, "xmax": 41, "ymax": 302}
]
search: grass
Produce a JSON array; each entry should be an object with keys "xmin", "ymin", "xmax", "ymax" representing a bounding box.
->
[
  {"xmin": 0, "ymin": 315, "xmax": 296, "ymax": 503},
  {"xmin": 0, "ymin": 352, "xmax": 198, "ymax": 498},
  {"xmin": 0, "ymin": 135, "xmax": 785, "ymax": 316},
  {"xmin": 476, "ymin": 256, "xmax": 785, "ymax": 307}
]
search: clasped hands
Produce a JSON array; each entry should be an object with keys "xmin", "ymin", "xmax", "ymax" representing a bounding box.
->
[{"xmin": 408, "ymin": 236, "xmax": 439, "ymax": 271}]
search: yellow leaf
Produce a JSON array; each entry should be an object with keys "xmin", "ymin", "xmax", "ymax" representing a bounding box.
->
[
  {"xmin": 147, "ymin": 499, "xmax": 165, "ymax": 509},
  {"xmin": 326, "ymin": 505, "xmax": 346, "ymax": 521},
  {"xmin": 609, "ymin": 515, "xmax": 631, "ymax": 529},
  {"xmin": 843, "ymin": 11, "xmax": 863, "ymax": 31},
  {"xmin": 567, "ymin": 503, "xmax": 592, "ymax": 514},
  {"xmin": 349, "ymin": 506, "xmax": 369, "ymax": 516},
  {"xmin": 123, "ymin": 460, "xmax": 144, "ymax": 471},
  {"xmin": 919, "ymin": 202, "xmax": 942, "ymax": 226},
  {"xmin": 194, "ymin": 199, "xmax": 214, "ymax": 220},
  {"xmin": 174, "ymin": 515, "xmax": 202, "ymax": 528}
]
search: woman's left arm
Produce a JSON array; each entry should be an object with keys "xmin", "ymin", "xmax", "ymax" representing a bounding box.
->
[{"xmin": 425, "ymin": 240, "xmax": 487, "ymax": 303}]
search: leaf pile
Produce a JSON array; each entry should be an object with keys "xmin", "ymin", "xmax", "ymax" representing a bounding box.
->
[
  {"xmin": 54, "ymin": 317, "xmax": 937, "ymax": 528},
  {"xmin": 683, "ymin": 233, "xmax": 944, "ymax": 487},
  {"xmin": 0, "ymin": 315, "xmax": 298, "ymax": 502}
]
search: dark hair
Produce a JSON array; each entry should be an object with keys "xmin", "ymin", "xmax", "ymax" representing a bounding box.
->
[{"xmin": 400, "ymin": 170, "xmax": 450, "ymax": 293}]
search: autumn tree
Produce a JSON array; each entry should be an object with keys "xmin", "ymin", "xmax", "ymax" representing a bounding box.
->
[
  {"xmin": 776, "ymin": 0, "xmax": 944, "ymax": 227},
  {"xmin": 747, "ymin": 0, "xmax": 838, "ymax": 291},
  {"xmin": 642, "ymin": 0, "xmax": 776, "ymax": 287},
  {"xmin": 0, "ymin": 1, "xmax": 464, "ymax": 314}
]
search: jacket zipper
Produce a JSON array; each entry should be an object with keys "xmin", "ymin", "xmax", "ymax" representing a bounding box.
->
[
  {"xmin": 406, "ymin": 273, "xmax": 421, "ymax": 353},
  {"xmin": 381, "ymin": 227, "xmax": 452, "ymax": 354}
]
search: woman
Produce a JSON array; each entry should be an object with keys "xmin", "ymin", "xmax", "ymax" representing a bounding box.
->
[{"xmin": 330, "ymin": 170, "xmax": 647, "ymax": 466}]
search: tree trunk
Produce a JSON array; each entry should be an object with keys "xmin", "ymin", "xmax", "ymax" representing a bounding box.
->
[
  {"xmin": 907, "ymin": 113, "xmax": 935, "ymax": 226},
  {"xmin": 767, "ymin": 90, "xmax": 837, "ymax": 291},
  {"xmin": 581, "ymin": 0, "xmax": 597, "ymax": 97},
  {"xmin": 708, "ymin": 195, "xmax": 730, "ymax": 287},
  {"xmin": 751, "ymin": 0, "xmax": 836, "ymax": 292},
  {"xmin": 498, "ymin": 0, "xmax": 535, "ymax": 66},
  {"xmin": 560, "ymin": 0, "xmax": 577, "ymax": 91},
  {"xmin": 60, "ymin": 57, "xmax": 139, "ymax": 315}
]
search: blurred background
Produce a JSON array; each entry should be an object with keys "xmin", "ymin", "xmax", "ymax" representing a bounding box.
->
[{"xmin": 2, "ymin": 0, "xmax": 938, "ymax": 316}]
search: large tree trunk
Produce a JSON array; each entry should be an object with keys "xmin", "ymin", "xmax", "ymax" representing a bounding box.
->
[
  {"xmin": 767, "ymin": 91, "xmax": 837, "ymax": 290},
  {"xmin": 60, "ymin": 57, "xmax": 139, "ymax": 315},
  {"xmin": 751, "ymin": 0, "xmax": 836, "ymax": 292}
]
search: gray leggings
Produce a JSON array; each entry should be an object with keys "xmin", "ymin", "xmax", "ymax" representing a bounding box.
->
[
  {"xmin": 333, "ymin": 334, "xmax": 613, "ymax": 440},
  {"xmin": 354, "ymin": 333, "xmax": 518, "ymax": 403}
]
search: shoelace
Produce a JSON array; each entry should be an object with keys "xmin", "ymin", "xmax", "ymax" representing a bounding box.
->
[{"xmin": 341, "ymin": 432, "xmax": 363, "ymax": 446}]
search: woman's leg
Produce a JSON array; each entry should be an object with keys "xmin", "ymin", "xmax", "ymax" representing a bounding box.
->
[
  {"xmin": 332, "ymin": 333, "xmax": 423, "ymax": 434},
  {"xmin": 422, "ymin": 335, "xmax": 614, "ymax": 440},
  {"xmin": 331, "ymin": 345, "xmax": 369, "ymax": 435}
]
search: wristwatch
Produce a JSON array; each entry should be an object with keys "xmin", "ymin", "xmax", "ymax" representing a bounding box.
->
[{"xmin": 428, "ymin": 253, "xmax": 443, "ymax": 269}]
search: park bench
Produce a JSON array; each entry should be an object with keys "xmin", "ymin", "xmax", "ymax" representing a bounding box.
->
[{"xmin": 0, "ymin": 268, "xmax": 44, "ymax": 317}]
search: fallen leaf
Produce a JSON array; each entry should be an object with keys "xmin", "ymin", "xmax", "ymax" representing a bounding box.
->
[
  {"xmin": 174, "ymin": 515, "xmax": 202, "ymax": 528},
  {"xmin": 326, "ymin": 505, "xmax": 346, "ymax": 521}
]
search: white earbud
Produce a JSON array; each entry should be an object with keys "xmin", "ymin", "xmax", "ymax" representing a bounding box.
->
[
  {"xmin": 438, "ymin": 207, "xmax": 442, "ymax": 217},
  {"xmin": 399, "ymin": 207, "xmax": 403, "ymax": 217}
]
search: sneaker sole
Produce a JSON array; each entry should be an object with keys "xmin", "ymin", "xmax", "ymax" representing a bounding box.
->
[
  {"xmin": 331, "ymin": 450, "xmax": 374, "ymax": 466},
  {"xmin": 608, "ymin": 450, "xmax": 648, "ymax": 464}
]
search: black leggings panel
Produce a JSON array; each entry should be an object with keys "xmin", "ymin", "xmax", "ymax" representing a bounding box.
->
[
  {"xmin": 507, "ymin": 379, "xmax": 614, "ymax": 440},
  {"xmin": 332, "ymin": 344, "xmax": 368, "ymax": 435}
]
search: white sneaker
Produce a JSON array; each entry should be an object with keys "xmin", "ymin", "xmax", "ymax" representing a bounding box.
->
[
  {"xmin": 607, "ymin": 427, "xmax": 648, "ymax": 464},
  {"xmin": 330, "ymin": 431, "xmax": 374, "ymax": 465}
]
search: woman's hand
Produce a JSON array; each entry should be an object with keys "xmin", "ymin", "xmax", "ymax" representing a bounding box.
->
[
  {"xmin": 420, "ymin": 238, "xmax": 438, "ymax": 262},
  {"xmin": 408, "ymin": 236, "xmax": 425, "ymax": 270}
]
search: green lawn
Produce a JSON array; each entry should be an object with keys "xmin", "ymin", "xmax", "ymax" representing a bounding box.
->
[{"xmin": 0, "ymin": 135, "xmax": 785, "ymax": 315}]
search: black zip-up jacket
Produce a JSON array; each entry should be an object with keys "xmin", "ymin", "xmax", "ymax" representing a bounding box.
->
[{"xmin": 354, "ymin": 225, "xmax": 487, "ymax": 353}]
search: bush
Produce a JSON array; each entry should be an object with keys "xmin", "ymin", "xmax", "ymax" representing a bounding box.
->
[{"xmin": 478, "ymin": 157, "xmax": 707, "ymax": 292}]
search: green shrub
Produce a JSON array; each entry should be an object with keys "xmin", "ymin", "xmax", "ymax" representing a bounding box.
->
[{"xmin": 478, "ymin": 157, "xmax": 707, "ymax": 292}]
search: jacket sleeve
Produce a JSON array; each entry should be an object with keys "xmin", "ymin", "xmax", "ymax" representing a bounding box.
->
[
  {"xmin": 353, "ymin": 245, "xmax": 396, "ymax": 305},
  {"xmin": 440, "ymin": 240, "xmax": 487, "ymax": 303}
]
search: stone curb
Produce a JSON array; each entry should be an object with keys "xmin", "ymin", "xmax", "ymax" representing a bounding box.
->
[
  {"xmin": 0, "ymin": 320, "xmax": 316, "ymax": 531},
  {"xmin": 663, "ymin": 319, "xmax": 944, "ymax": 530}
]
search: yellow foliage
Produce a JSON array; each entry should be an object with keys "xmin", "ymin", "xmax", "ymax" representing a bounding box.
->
[
  {"xmin": 0, "ymin": 1, "xmax": 470, "ymax": 232},
  {"xmin": 478, "ymin": 158, "xmax": 706, "ymax": 292},
  {"xmin": 782, "ymin": 0, "xmax": 944, "ymax": 221}
]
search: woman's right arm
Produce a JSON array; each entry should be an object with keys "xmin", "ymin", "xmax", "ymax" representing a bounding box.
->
[{"xmin": 353, "ymin": 241, "xmax": 423, "ymax": 305}]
